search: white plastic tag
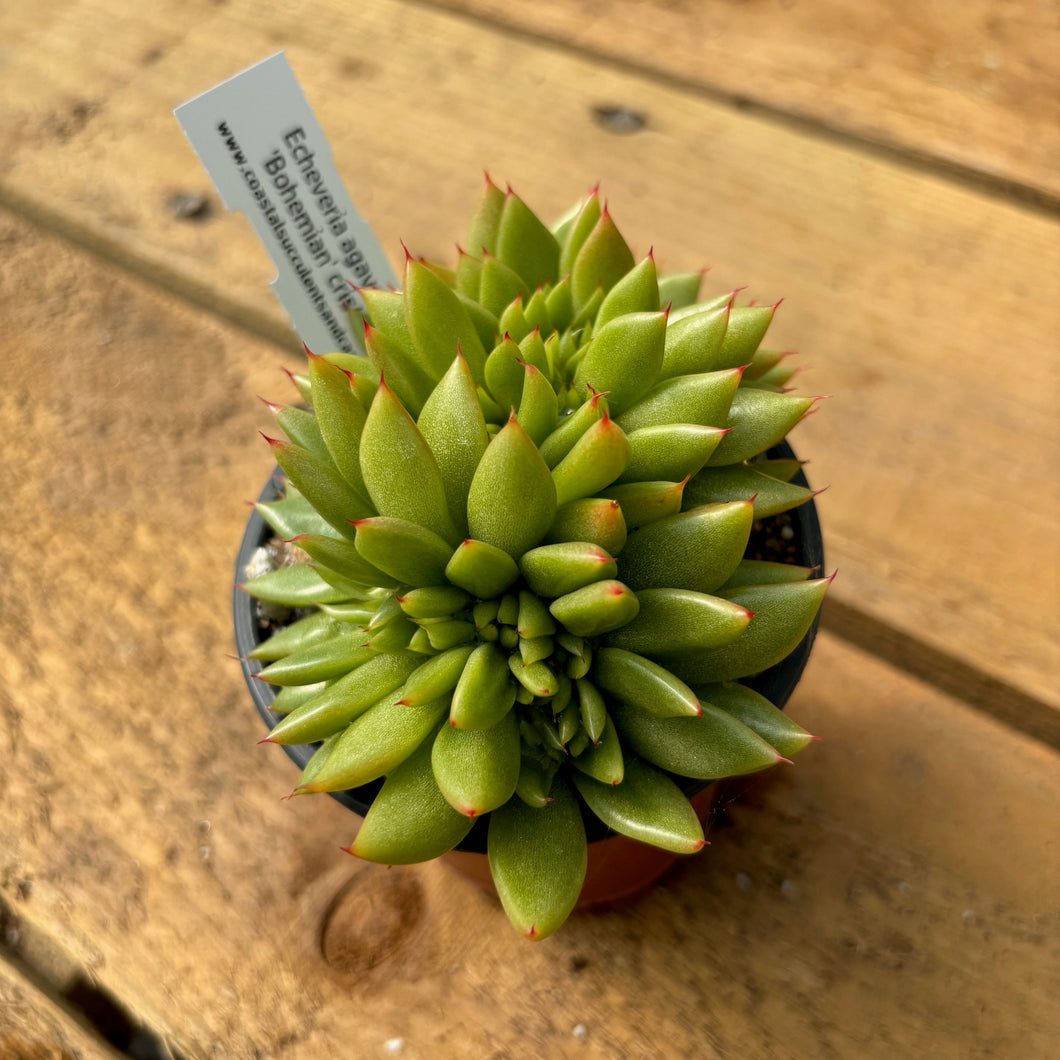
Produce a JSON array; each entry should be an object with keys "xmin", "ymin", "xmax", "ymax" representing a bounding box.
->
[{"xmin": 175, "ymin": 53, "xmax": 397, "ymax": 354}]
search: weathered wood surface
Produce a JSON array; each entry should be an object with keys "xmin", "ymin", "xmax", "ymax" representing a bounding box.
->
[
  {"xmin": 2, "ymin": 212, "xmax": 1057, "ymax": 1060},
  {"xmin": 426, "ymin": 0, "xmax": 1060, "ymax": 204},
  {"xmin": 0, "ymin": 960, "xmax": 119, "ymax": 1060},
  {"xmin": 1, "ymin": 0, "xmax": 1057, "ymax": 724}
]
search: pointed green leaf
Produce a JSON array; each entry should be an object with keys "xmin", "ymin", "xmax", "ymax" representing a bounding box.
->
[
  {"xmin": 592, "ymin": 647, "xmax": 700, "ymax": 718},
  {"xmin": 618, "ymin": 424, "xmax": 727, "ymax": 483},
  {"xmin": 496, "ymin": 190, "xmax": 560, "ymax": 289},
  {"xmin": 572, "ymin": 756, "xmax": 705, "ymax": 853},
  {"xmin": 241, "ymin": 563, "xmax": 352, "ymax": 607},
  {"xmin": 467, "ymin": 417, "xmax": 557, "ymax": 557},
  {"xmin": 571, "ymin": 207, "xmax": 635, "ymax": 312},
  {"xmin": 417, "ymin": 354, "xmax": 491, "ymax": 537},
  {"xmin": 572, "ymin": 311, "xmax": 666, "ymax": 415},
  {"xmin": 444, "ymin": 538, "xmax": 521, "ymax": 598},
  {"xmin": 659, "ymin": 577, "xmax": 832, "ymax": 684},
  {"xmin": 269, "ymin": 438, "xmax": 372, "ymax": 539},
  {"xmin": 516, "ymin": 363, "xmax": 559, "ymax": 446},
  {"xmin": 611, "ymin": 699, "xmax": 781, "ymax": 779},
  {"xmin": 557, "ymin": 189, "xmax": 602, "ymax": 276},
  {"xmin": 719, "ymin": 560, "xmax": 815, "ymax": 589},
  {"xmin": 360, "ymin": 382, "xmax": 460, "ymax": 544},
  {"xmin": 683, "ymin": 464, "xmax": 816, "ymax": 518},
  {"xmin": 546, "ymin": 497, "xmax": 627, "ymax": 555},
  {"xmin": 719, "ymin": 304, "xmax": 776, "ymax": 365},
  {"xmin": 399, "ymin": 644, "xmax": 476, "ymax": 707},
  {"xmin": 598, "ymin": 479, "xmax": 687, "ymax": 529},
  {"xmin": 350, "ymin": 738, "xmax": 474, "ymax": 863},
  {"xmin": 432, "ymin": 710, "xmax": 521, "ymax": 816},
  {"xmin": 254, "ymin": 494, "xmax": 335, "ymax": 540},
  {"xmin": 466, "ymin": 174, "xmax": 506, "ymax": 258},
  {"xmin": 488, "ymin": 776, "xmax": 587, "ymax": 940},
  {"xmin": 268, "ymin": 651, "xmax": 422, "ymax": 744},
  {"xmin": 300, "ymin": 692, "xmax": 450, "ymax": 793},
  {"xmin": 480, "ymin": 253, "xmax": 531, "ymax": 319},
  {"xmin": 656, "ymin": 270, "xmax": 703, "ymax": 311},
  {"xmin": 250, "ymin": 611, "xmax": 341, "ymax": 662},
  {"xmin": 291, "ymin": 533, "xmax": 401, "ymax": 589},
  {"xmin": 595, "ymin": 253, "xmax": 660, "ymax": 329},
  {"xmin": 616, "ymin": 501, "xmax": 754, "ymax": 594},
  {"xmin": 549, "ymin": 580, "xmax": 640, "ymax": 637},
  {"xmin": 405, "ymin": 256, "xmax": 488, "ymax": 384},
  {"xmin": 397, "ymin": 586, "xmax": 472, "ymax": 620},
  {"xmin": 520, "ymin": 542, "xmax": 617, "ymax": 597},
  {"xmin": 256, "ymin": 630, "xmax": 373, "ymax": 687},
  {"xmin": 538, "ymin": 390, "xmax": 608, "ymax": 469},
  {"xmin": 659, "ymin": 302, "xmax": 731, "ymax": 378},
  {"xmin": 451, "ymin": 642, "xmax": 518, "ymax": 729},
  {"xmin": 570, "ymin": 714, "xmax": 624, "ymax": 785},
  {"xmin": 602, "ymin": 588, "xmax": 752, "ymax": 654},
  {"xmin": 695, "ymin": 682, "xmax": 814, "ymax": 757},
  {"xmin": 616, "ymin": 368, "xmax": 742, "ymax": 432},
  {"xmin": 353, "ymin": 516, "xmax": 454, "ymax": 587},
  {"xmin": 307, "ymin": 353, "xmax": 372, "ymax": 499},
  {"xmin": 551, "ymin": 416, "xmax": 632, "ymax": 507},
  {"xmin": 707, "ymin": 389, "xmax": 815, "ymax": 466}
]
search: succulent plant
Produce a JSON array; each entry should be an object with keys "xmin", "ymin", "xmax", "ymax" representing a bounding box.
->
[{"xmin": 242, "ymin": 177, "xmax": 830, "ymax": 939}]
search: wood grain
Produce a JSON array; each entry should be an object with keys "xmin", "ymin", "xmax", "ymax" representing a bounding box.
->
[
  {"xmin": 1, "ymin": 0, "xmax": 1056, "ymax": 717},
  {"xmin": 1, "ymin": 209, "xmax": 1057, "ymax": 1060},
  {"xmin": 423, "ymin": 0, "xmax": 1060, "ymax": 204},
  {"xmin": 0, "ymin": 961, "xmax": 119, "ymax": 1060}
]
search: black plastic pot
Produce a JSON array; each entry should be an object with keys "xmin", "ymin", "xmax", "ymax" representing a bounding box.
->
[{"xmin": 233, "ymin": 440, "xmax": 824, "ymax": 852}]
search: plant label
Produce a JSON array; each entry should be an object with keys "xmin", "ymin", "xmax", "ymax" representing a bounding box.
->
[{"xmin": 175, "ymin": 52, "xmax": 397, "ymax": 354}]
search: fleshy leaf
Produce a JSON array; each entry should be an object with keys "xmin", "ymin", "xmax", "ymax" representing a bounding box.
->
[
  {"xmin": 520, "ymin": 542, "xmax": 617, "ymax": 598},
  {"xmin": 241, "ymin": 563, "xmax": 353, "ymax": 607},
  {"xmin": 616, "ymin": 368, "xmax": 742, "ymax": 432},
  {"xmin": 350, "ymin": 738, "xmax": 474, "ymax": 863},
  {"xmin": 417, "ymin": 354, "xmax": 490, "ymax": 537},
  {"xmin": 659, "ymin": 577, "xmax": 832, "ymax": 684},
  {"xmin": 487, "ymin": 776, "xmax": 587, "ymax": 940},
  {"xmin": 268, "ymin": 652, "xmax": 422, "ymax": 744},
  {"xmin": 695, "ymin": 682, "xmax": 814, "ymax": 757},
  {"xmin": 256, "ymin": 630, "xmax": 373, "ymax": 686},
  {"xmin": 602, "ymin": 588, "xmax": 752, "ymax": 655},
  {"xmin": 360, "ymin": 382, "xmax": 461, "ymax": 544},
  {"xmin": 618, "ymin": 424, "xmax": 728, "ymax": 485},
  {"xmin": 592, "ymin": 647, "xmax": 700, "ymax": 718},
  {"xmin": 432, "ymin": 710, "xmax": 521, "ymax": 816},
  {"xmin": 572, "ymin": 756, "xmax": 705, "ymax": 853},
  {"xmin": 572, "ymin": 311, "xmax": 667, "ymax": 414},
  {"xmin": 611, "ymin": 699, "xmax": 781, "ymax": 779},
  {"xmin": 569, "ymin": 714, "xmax": 624, "ymax": 785},
  {"xmin": 546, "ymin": 497, "xmax": 628, "ymax": 555},
  {"xmin": 595, "ymin": 252, "xmax": 660, "ymax": 329},
  {"xmin": 496, "ymin": 190, "xmax": 560, "ymax": 290},
  {"xmin": 298, "ymin": 691, "xmax": 450, "ymax": 793},
  {"xmin": 549, "ymin": 580, "xmax": 640, "ymax": 637},
  {"xmin": 467, "ymin": 416, "xmax": 557, "ymax": 558},
  {"xmin": 707, "ymin": 389, "xmax": 815, "ymax": 466},
  {"xmin": 571, "ymin": 207, "xmax": 635, "ymax": 312},
  {"xmin": 551, "ymin": 415, "xmax": 632, "ymax": 507},
  {"xmin": 445, "ymin": 538, "xmax": 521, "ymax": 598},
  {"xmin": 353, "ymin": 516, "xmax": 454, "ymax": 587},
  {"xmin": 451, "ymin": 643, "xmax": 518, "ymax": 729},
  {"xmin": 683, "ymin": 464, "xmax": 816, "ymax": 518},
  {"xmin": 616, "ymin": 502, "xmax": 753, "ymax": 594}
]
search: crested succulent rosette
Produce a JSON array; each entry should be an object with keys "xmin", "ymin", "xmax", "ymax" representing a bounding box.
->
[{"xmin": 242, "ymin": 178, "xmax": 830, "ymax": 939}]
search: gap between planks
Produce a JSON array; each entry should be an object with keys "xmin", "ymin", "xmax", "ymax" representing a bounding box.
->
[
  {"xmin": 402, "ymin": 0, "xmax": 1060, "ymax": 218},
  {"xmin": 1, "ymin": 188, "xmax": 1056, "ymax": 755}
]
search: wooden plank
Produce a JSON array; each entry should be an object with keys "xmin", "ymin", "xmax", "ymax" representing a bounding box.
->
[
  {"xmin": 2, "ymin": 209, "xmax": 1058, "ymax": 1059},
  {"xmin": 0, "ymin": 960, "xmax": 119, "ymax": 1060},
  {"xmin": 1, "ymin": 0, "xmax": 1056, "ymax": 719},
  {"xmin": 424, "ymin": 0, "xmax": 1060, "ymax": 205}
]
